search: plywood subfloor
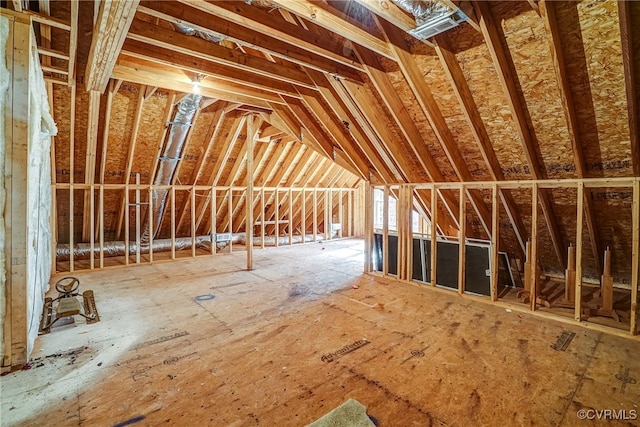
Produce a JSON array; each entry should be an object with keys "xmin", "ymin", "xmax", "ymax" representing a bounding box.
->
[{"xmin": 2, "ymin": 239, "xmax": 639, "ymax": 426}]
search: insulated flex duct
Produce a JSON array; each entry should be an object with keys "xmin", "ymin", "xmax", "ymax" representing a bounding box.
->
[
  {"xmin": 391, "ymin": 0, "xmax": 467, "ymax": 39},
  {"xmin": 172, "ymin": 23, "xmax": 224, "ymax": 43},
  {"xmin": 56, "ymin": 235, "xmax": 234, "ymax": 260},
  {"xmin": 141, "ymin": 93, "xmax": 201, "ymax": 243},
  {"xmin": 56, "ymin": 235, "xmax": 319, "ymax": 261},
  {"xmin": 391, "ymin": 0, "xmax": 450, "ymax": 25}
]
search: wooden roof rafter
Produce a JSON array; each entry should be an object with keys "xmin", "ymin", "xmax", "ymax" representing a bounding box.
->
[
  {"xmin": 617, "ymin": 0, "xmax": 639, "ymax": 176},
  {"xmin": 307, "ymin": 71, "xmax": 396, "ymax": 183},
  {"xmin": 127, "ymin": 18, "xmax": 317, "ymax": 91},
  {"xmin": 147, "ymin": 90, "xmax": 178, "ymax": 185},
  {"xmin": 474, "ymin": 0, "xmax": 565, "ymax": 268},
  {"xmin": 267, "ymin": 0, "xmax": 394, "ymax": 59},
  {"xmin": 179, "ymin": 0, "xmax": 366, "ymax": 69},
  {"xmin": 137, "ymin": 1, "xmax": 363, "ymax": 82},
  {"xmin": 116, "ymin": 85, "xmax": 146, "ymax": 239},
  {"xmin": 295, "ymin": 89, "xmax": 373, "ymax": 181},
  {"xmin": 188, "ymin": 115, "xmax": 248, "ymax": 235},
  {"xmin": 333, "ymin": 71, "xmax": 462, "ymax": 228},
  {"xmin": 81, "ymin": 90, "xmax": 101, "ymax": 242},
  {"xmin": 112, "ymin": 56, "xmax": 276, "ymax": 108},
  {"xmin": 175, "ymin": 102, "xmax": 228, "ymax": 231},
  {"xmin": 67, "ymin": 0, "xmax": 78, "ymax": 85},
  {"xmin": 85, "ymin": 0, "xmax": 140, "ymax": 92},
  {"xmin": 351, "ymin": 44, "xmax": 445, "ymax": 183},
  {"xmin": 540, "ymin": 0, "xmax": 603, "ymax": 275},
  {"xmin": 120, "ymin": 38, "xmax": 302, "ymax": 99},
  {"xmin": 269, "ymin": 102, "xmax": 333, "ymax": 159},
  {"xmin": 434, "ymin": 34, "xmax": 527, "ymax": 257},
  {"xmin": 279, "ymin": 95, "xmax": 369, "ymax": 180}
]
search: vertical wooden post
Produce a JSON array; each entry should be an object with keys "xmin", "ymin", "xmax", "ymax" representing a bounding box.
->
[
  {"xmin": 301, "ymin": 189, "xmax": 306, "ymax": 244},
  {"xmin": 575, "ymin": 182, "xmax": 584, "ymax": 321},
  {"xmin": 3, "ymin": 13, "xmax": 31, "ymax": 367},
  {"xmin": 524, "ymin": 240, "xmax": 532, "ymax": 294},
  {"xmin": 170, "ymin": 186, "xmax": 176, "ymax": 260},
  {"xmin": 191, "ymin": 186, "xmax": 196, "ymax": 258},
  {"xmin": 364, "ymin": 182, "xmax": 373, "ymax": 273},
  {"xmin": 458, "ymin": 186, "xmax": 466, "ymax": 296},
  {"xmin": 348, "ymin": 189, "xmax": 353, "ymax": 237},
  {"xmin": 491, "ymin": 184, "xmax": 499, "ymax": 301},
  {"xmin": 339, "ymin": 189, "xmax": 343, "ymax": 239},
  {"xmin": 383, "ymin": 186, "xmax": 389, "ymax": 276},
  {"xmin": 405, "ymin": 186, "xmax": 413, "ymax": 281},
  {"xmin": 275, "ymin": 190, "xmax": 279, "ymax": 247},
  {"xmin": 288, "ymin": 188, "xmax": 293, "ymax": 245},
  {"xmin": 431, "ymin": 187, "xmax": 437, "ymax": 287},
  {"xmin": 89, "ymin": 185, "xmax": 95, "ymax": 269},
  {"xmin": 601, "ymin": 247, "xmax": 613, "ymax": 311},
  {"xmin": 326, "ymin": 189, "xmax": 331, "ymax": 240},
  {"xmin": 99, "ymin": 185, "xmax": 104, "ymax": 268},
  {"xmin": 148, "ymin": 186, "xmax": 154, "ymax": 263},
  {"xmin": 229, "ymin": 189, "xmax": 233, "ymax": 253},
  {"xmin": 246, "ymin": 116, "xmax": 254, "ymax": 269},
  {"xmin": 124, "ymin": 184, "xmax": 129, "ymax": 266},
  {"xmin": 69, "ymin": 82, "xmax": 75, "ymax": 270},
  {"xmin": 260, "ymin": 188, "xmax": 265, "ymax": 249},
  {"xmin": 530, "ymin": 184, "xmax": 539, "ymax": 311},
  {"xmin": 135, "ymin": 174, "xmax": 141, "ymax": 264},
  {"xmin": 313, "ymin": 189, "xmax": 318, "ymax": 242},
  {"xmin": 211, "ymin": 188, "xmax": 217, "ymax": 255},
  {"xmin": 397, "ymin": 187, "xmax": 405, "ymax": 280},
  {"xmin": 630, "ymin": 180, "xmax": 639, "ymax": 334},
  {"xmin": 565, "ymin": 244, "xmax": 576, "ymax": 302}
]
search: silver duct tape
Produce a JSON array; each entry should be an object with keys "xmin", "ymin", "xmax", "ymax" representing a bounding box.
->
[{"xmin": 141, "ymin": 94, "xmax": 202, "ymax": 243}]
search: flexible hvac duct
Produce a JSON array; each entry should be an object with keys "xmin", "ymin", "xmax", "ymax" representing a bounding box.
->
[
  {"xmin": 56, "ymin": 234, "xmax": 239, "ymax": 261},
  {"xmin": 172, "ymin": 23, "xmax": 224, "ymax": 43},
  {"xmin": 141, "ymin": 93, "xmax": 202, "ymax": 243},
  {"xmin": 56, "ymin": 234, "xmax": 324, "ymax": 261},
  {"xmin": 391, "ymin": 0, "xmax": 451, "ymax": 25}
]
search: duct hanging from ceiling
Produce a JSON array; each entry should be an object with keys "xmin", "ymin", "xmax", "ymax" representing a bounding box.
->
[
  {"xmin": 172, "ymin": 23, "xmax": 224, "ymax": 43},
  {"xmin": 391, "ymin": 0, "xmax": 451, "ymax": 25},
  {"xmin": 141, "ymin": 93, "xmax": 202, "ymax": 243},
  {"xmin": 390, "ymin": 0, "xmax": 468, "ymax": 39}
]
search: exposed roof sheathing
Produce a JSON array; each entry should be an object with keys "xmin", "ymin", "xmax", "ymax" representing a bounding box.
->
[{"xmin": 5, "ymin": 0, "xmax": 638, "ymax": 279}]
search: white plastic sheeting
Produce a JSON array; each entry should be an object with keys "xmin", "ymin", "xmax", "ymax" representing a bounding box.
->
[
  {"xmin": 26, "ymin": 32, "xmax": 57, "ymax": 357},
  {"xmin": 0, "ymin": 15, "xmax": 57, "ymax": 361}
]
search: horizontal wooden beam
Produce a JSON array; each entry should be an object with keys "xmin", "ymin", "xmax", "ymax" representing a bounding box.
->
[
  {"xmin": 269, "ymin": 0, "xmax": 394, "ymax": 59},
  {"xmin": 121, "ymin": 39, "xmax": 301, "ymax": 98},
  {"xmin": 84, "ymin": 0, "xmax": 139, "ymax": 92},
  {"xmin": 138, "ymin": 1, "xmax": 364, "ymax": 82},
  {"xmin": 127, "ymin": 18, "xmax": 316, "ymax": 90},
  {"xmin": 113, "ymin": 55, "xmax": 278, "ymax": 108},
  {"xmin": 353, "ymin": 0, "xmax": 416, "ymax": 32}
]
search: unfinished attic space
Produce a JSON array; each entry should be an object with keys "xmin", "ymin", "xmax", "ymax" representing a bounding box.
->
[{"xmin": 1, "ymin": 0, "xmax": 640, "ymax": 425}]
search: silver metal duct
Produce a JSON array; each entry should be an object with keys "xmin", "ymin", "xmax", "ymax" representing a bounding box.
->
[
  {"xmin": 172, "ymin": 23, "xmax": 224, "ymax": 43},
  {"xmin": 56, "ymin": 234, "xmax": 321, "ymax": 261},
  {"xmin": 141, "ymin": 93, "xmax": 202, "ymax": 243},
  {"xmin": 391, "ymin": 0, "xmax": 450, "ymax": 25},
  {"xmin": 56, "ymin": 235, "xmax": 237, "ymax": 261},
  {"xmin": 173, "ymin": 22, "xmax": 196, "ymax": 36}
]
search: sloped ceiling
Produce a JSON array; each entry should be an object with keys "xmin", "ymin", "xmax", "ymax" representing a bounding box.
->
[{"xmin": 6, "ymin": 0, "xmax": 639, "ymax": 276}]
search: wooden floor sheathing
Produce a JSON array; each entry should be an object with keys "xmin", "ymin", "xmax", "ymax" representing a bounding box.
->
[{"xmin": 2, "ymin": 239, "xmax": 639, "ymax": 426}]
